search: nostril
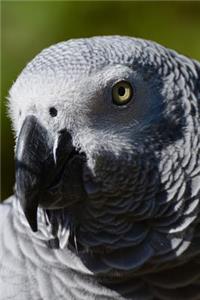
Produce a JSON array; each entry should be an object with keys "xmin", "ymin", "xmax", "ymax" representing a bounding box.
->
[{"xmin": 49, "ymin": 107, "xmax": 58, "ymax": 117}]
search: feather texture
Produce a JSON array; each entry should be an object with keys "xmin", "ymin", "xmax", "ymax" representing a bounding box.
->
[{"xmin": 1, "ymin": 36, "xmax": 200, "ymax": 299}]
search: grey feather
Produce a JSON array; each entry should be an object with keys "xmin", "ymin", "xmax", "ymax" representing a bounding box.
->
[{"xmin": 1, "ymin": 36, "xmax": 200, "ymax": 299}]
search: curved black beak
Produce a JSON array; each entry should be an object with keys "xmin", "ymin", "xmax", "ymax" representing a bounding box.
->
[{"xmin": 15, "ymin": 115, "xmax": 86, "ymax": 232}]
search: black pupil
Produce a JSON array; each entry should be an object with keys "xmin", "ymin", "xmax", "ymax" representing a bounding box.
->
[
  {"xmin": 118, "ymin": 86, "xmax": 126, "ymax": 97},
  {"xmin": 49, "ymin": 107, "xmax": 57, "ymax": 117}
]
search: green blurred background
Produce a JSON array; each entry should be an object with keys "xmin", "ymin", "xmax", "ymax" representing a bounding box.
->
[{"xmin": 1, "ymin": 1, "xmax": 200, "ymax": 200}]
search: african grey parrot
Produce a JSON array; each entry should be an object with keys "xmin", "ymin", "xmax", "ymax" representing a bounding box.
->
[{"xmin": 0, "ymin": 36, "xmax": 200, "ymax": 300}]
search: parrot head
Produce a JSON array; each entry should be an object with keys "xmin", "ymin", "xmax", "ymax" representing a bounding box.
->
[{"xmin": 9, "ymin": 36, "xmax": 200, "ymax": 274}]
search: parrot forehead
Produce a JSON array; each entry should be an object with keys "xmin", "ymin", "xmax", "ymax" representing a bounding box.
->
[
  {"xmin": 10, "ymin": 36, "xmax": 164, "ymax": 103},
  {"xmin": 9, "ymin": 37, "xmax": 142, "ymax": 108},
  {"xmin": 20, "ymin": 36, "xmax": 157, "ymax": 79},
  {"xmin": 8, "ymin": 36, "xmax": 168, "ymax": 133}
]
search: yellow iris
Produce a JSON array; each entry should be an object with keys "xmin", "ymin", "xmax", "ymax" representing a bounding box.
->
[{"xmin": 112, "ymin": 81, "xmax": 133, "ymax": 105}]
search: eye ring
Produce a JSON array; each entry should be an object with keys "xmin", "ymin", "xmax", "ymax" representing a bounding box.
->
[
  {"xmin": 112, "ymin": 81, "xmax": 133, "ymax": 106},
  {"xmin": 49, "ymin": 107, "xmax": 58, "ymax": 117}
]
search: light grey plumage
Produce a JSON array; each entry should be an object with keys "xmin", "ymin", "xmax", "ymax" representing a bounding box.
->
[{"xmin": 0, "ymin": 36, "xmax": 200, "ymax": 300}]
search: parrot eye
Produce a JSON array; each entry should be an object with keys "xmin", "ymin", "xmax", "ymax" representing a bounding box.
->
[
  {"xmin": 112, "ymin": 81, "xmax": 133, "ymax": 106},
  {"xmin": 49, "ymin": 107, "xmax": 58, "ymax": 117}
]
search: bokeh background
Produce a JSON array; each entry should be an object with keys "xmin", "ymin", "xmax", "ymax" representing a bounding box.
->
[{"xmin": 1, "ymin": 1, "xmax": 200, "ymax": 200}]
